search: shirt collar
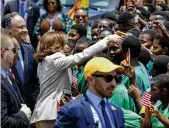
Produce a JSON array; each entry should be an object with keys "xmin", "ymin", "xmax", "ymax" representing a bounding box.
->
[
  {"xmin": 19, "ymin": 0, "xmax": 27, "ymax": 4},
  {"xmin": 86, "ymin": 90, "xmax": 107, "ymax": 107},
  {"xmin": 0, "ymin": 68, "xmax": 7, "ymax": 78}
]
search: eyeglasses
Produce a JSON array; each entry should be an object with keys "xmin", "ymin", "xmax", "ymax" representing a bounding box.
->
[
  {"xmin": 74, "ymin": 15, "xmax": 87, "ymax": 19},
  {"xmin": 75, "ymin": 49, "xmax": 82, "ymax": 53},
  {"xmin": 1, "ymin": 48, "xmax": 17, "ymax": 54},
  {"xmin": 109, "ymin": 46, "xmax": 119, "ymax": 51},
  {"xmin": 92, "ymin": 74, "xmax": 118, "ymax": 83},
  {"xmin": 47, "ymin": 1, "xmax": 56, "ymax": 5}
]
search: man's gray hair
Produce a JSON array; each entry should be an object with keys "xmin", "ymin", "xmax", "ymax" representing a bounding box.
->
[{"xmin": 1, "ymin": 12, "xmax": 19, "ymax": 29}]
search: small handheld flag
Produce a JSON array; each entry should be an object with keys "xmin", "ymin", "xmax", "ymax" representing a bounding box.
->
[
  {"xmin": 141, "ymin": 91, "xmax": 151, "ymax": 107},
  {"xmin": 126, "ymin": 48, "xmax": 131, "ymax": 65}
]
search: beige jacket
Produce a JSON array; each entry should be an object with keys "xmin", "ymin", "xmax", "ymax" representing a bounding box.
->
[{"xmin": 30, "ymin": 39, "xmax": 108, "ymax": 123}]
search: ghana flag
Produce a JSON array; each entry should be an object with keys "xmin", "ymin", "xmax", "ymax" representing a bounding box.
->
[{"xmin": 68, "ymin": 0, "xmax": 89, "ymax": 20}]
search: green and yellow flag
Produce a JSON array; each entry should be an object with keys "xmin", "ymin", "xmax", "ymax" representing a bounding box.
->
[{"xmin": 68, "ymin": 0, "xmax": 89, "ymax": 20}]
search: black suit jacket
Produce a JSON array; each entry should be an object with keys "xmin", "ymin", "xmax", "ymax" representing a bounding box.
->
[
  {"xmin": 1, "ymin": 75, "xmax": 29, "ymax": 128},
  {"xmin": 12, "ymin": 43, "xmax": 39, "ymax": 111},
  {"xmin": 4, "ymin": 0, "xmax": 40, "ymax": 48}
]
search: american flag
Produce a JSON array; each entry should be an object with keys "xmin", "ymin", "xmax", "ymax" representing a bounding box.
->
[
  {"xmin": 72, "ymin": 71, "xmax": 78, "ymax": 87},
  {"xmin": 141, "ymin": 91, "xmax": 151, "ymax": 107}
]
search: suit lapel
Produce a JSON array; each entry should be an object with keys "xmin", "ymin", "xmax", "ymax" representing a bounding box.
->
[
  {"xmin": 13, "ymin": 81, "xmax": 25, "ymax": 103},
  {"xmin": 107, "ymin": 103, "xmax": 119, "ymax": 128},
  {"xmin": 1, "ymin": 75, "xmax": 18, "ymax": 100},
  {"xmin": 20, "ymin": 44, "xmax": 28, "ymax": 83},
  {"xmin": 81, "ymin": 96, "xmax": 95, "ymax": 127},
  {"xmin": 11, "ymin": 66, "xmax": 23, "ymax": 88},
  {"xmin": 1, "ymin": 75, "xmax": 21, "ymax": 109}
]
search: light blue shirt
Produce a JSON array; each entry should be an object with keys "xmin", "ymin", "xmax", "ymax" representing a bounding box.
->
[
  {"xmin": 0, "ymin": 68, "xmax": 7, "ymax": 78},
  {"xmin": 19, "ymin": 0, "xmax": 28, "ymax": 18},
  {"xmin": 86, "ymin": 90, "xmax": 115, "ymax": 128},
  {"xmin": 0, "ymin": 68, "xmax": 12, "ymax": 85}
]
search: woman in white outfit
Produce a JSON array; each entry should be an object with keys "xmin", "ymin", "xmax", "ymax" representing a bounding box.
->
[{"xmin": 30, "ymin": 31, "xmax": 121, "ymax": 128}]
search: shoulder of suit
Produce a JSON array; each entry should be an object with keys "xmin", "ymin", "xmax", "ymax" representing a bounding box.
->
[
  {"xmin": 7, "ymin": 0, "xmax": 16, "ymax": 4},
  {"xmin": 21, "ymin": 43, "xmax": 34, "ymax": 51},
  {"xmin": 29, "ymin": 1, "xmax": 39, "ymax": 8},
  {"xmin": 63, "ymin": 96, "xmax": 83, "ymax": 109},
  {"xmin": 1, "ymin": 76, "xmax": 9, "ymax": 89},
  {"xmin": 21, "ymin": 42, "xmax": 31, "ymax": 47}
]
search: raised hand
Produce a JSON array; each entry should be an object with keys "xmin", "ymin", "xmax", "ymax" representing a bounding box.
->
[
  {"xmin": 106, "ymin": 34, "xmax": 123, "ymax": 44},
  {"xmin": 128, "ymin": 85, "xmax": 141, "ymax": 99},
  {"xmin": 120, "ymin": 60, "xmax": 135, "ymax": 78},
  {"xmin": 157, "ymin": 22, "xmax": 169, "ymax": 38}
]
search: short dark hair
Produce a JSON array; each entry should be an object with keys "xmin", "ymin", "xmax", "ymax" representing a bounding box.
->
[
  {"xmin": 154, "ymin": 34, "xmax": 169, "ymax": 55},
  {"xmin": 136, "ymin": 5, "xmax": 151, "ymax": 19},
  {"xmin": 117, "ymin": 12, "xmax": 136, "ymax": 25},
  {"xmin": 151, "ymin": 11, "xmax": 169, "ymax": 21},
  {"xmin": 158, "ymin": 3, "xmax": 168, "ymax": 11},
  {"xmin": 144, "ymin": 3, "xmax": 156, "ymax": 13},
  {"xmin": 152, "ymin": 74, "xmax": 169, "ymax": 91},
  {"xmin": 75, "ymin": 8, "xmax": 88, "ymax": 16},
  {"xmin": 101, "ymin": 12, "xmax": 117, "ymax": 22},
  {"xmin": 76, "ymin": 37, "xmax": 92, "ymax": 46},
  {"xmin": 138, "ymin": 48, "xmax": 152, "ymax": 67},
  {"xmin": 152, "ymin": 55, "xmax": 169, "ymax": 76},
  {"xmin": 122, "ymin": 35, "xmax": 141, "ymax": 58},
  {"xmin": 141, "ymin": 29, "xmax": 158, "ymax": 42},
  {"xmin": 1, "ymin": 12, "xmax": 19, "ymax": 29},
  {"xmin": 98, "ymin": 19, "xmax": 113, "ymax": 29},
  {"xmin": 127, "ymin": 28, "xmax": 142, "ymax": 38},
  {"xmin": 91, "ymin": 19, "xmax": 101, "ymax": 30},
  {"xmin": 71, "ymin": 24, "xmax": 87, "ymax": 37},
  {"xmin": 43, "ymin": 0, "xmax": 62, "ymax": 12}
]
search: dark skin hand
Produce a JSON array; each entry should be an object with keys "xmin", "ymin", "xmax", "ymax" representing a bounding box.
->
[
  {"xmin": 143, "ymin": 104, "xmax": 169, "ymax": 128},
  {"xmin": 157, "ymin": 22, "xmax": 169, "ymax": 38},
  {"xmin": 128, "ymin": 85, "xmax": 143, "ymax": 111},
  {"xmin": 120, "ymin": 60, "xmax": 137, "ymax": 86}
]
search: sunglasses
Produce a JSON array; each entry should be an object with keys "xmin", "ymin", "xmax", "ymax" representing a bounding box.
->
[
  {"xmin": 47, "ymin": 1, "xmax": 56, "ymax": 5},
  {"xmin": 109, "ymin": 46, "xmax": 119, "ymax": 51},
  {"xmin": 74, "ymin": 15, "xmax": 87, "ymax": 19},
  {"xmin": 75, "ymin": 49, "xmax": 82, "ymax": 53},
  {"xmin": 1, "ymin": 48, "xmax": 17, "ymax": 54},
  {"xmin": 92, "ymin": 74, "xmax": 118, "ymax": 83}
]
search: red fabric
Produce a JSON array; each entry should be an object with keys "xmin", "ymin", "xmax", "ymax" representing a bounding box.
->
[{"xmin": 56, "ymin": 102, "xmax": 61, "ymax": 111}]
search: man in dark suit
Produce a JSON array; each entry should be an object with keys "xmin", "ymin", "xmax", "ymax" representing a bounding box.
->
[
  {"xmin": 1, "ymin": 12, "xmax": 39, "ymax": 111},
  {"xmin": 1, "ymin": 28, "xmax": 31, "ymax": 128},
  {"xmin": 4, "ymin": 0, "xmax": 40, "ymax": 49},
  {"xmin": 55, "ymin": 57, "xmax": 125, "ymax": 128}
]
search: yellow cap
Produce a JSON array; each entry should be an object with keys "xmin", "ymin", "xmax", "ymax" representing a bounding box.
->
[{"xmin": 84, "ymin": 57, "xmax": 124, "ymax": 80}]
